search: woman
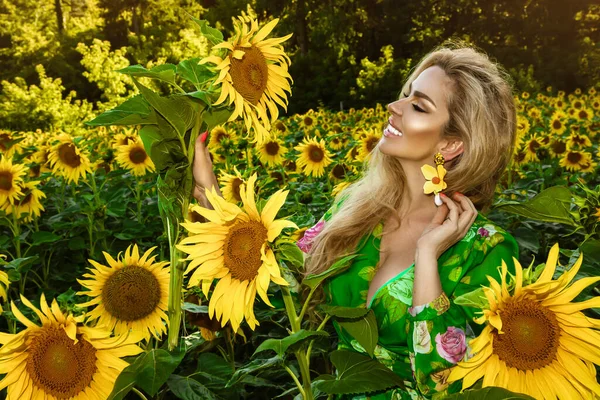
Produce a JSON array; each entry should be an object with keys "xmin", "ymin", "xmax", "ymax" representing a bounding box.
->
[{"xmin": 193, "ymin": 43, "xmax": 520, "ymax": 399}]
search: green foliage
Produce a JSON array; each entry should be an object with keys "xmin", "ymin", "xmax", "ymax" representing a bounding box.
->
[
  {"xmin": 0, "ymin": 64, "xmax": 94, "ymax": 131},
  {"xmin": 314, "ymin": 350, "xmax": 405, "ymax": 395}
]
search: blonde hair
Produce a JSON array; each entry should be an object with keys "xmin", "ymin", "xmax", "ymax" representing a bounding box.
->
[{"xmin": 304, "ymin": 41, "xmax": 517, "ymax": 279}]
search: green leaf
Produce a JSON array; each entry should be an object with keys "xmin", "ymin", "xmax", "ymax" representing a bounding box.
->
[
  {"xmin": 138, "ymin": 125, "xmax": 162, "ymax": 156},
  {"xmin": 320, "ymin": 305, "xmax": 369, "ymax": 319},
  {"xmin": 177, "ymin": 58, "xmax": 215, "ymax": 89},
  {"xmin": 494, "ymin": 186, "xmax": 576, "ymax": 226},
  {"xmin": 31, "ymin": 231, "xmax": 61, "ymax": 246},
  {"xmin": 202, "ymin": 107, "xmax": 234, "ymax": 132},
  {"xmin": 445, "ymin": 386, "xmax": 535, "ymax": 399},
  {"xmin": 453, "ymin": 287, "xmax": 489, "ymax": 309},
  {"xmin": 5, "ymin": 256, "xmax": 39, "ymax": 272},
  {"xmin": 337, "ymin": 310, "xmax": 379, "ymax": 357},
  {"xmin": 194, "ymin": 353, "xmax": 233, "ymax": 390},
  {"xmin": 118, "ymin": 64, "xmax": 178, "ymax": 86},
  {"xmin": 108, "ymin": 346, "xmax": 186, "ymax": 399},
  {"xmin": 226, "ymin": 356, "xmax": 282, "ymax": 388},
  {"xmin": 86, "ymin": 95, "xmax": 157, "ymax": 126},
  {"xmin": 303, "ymin": 254, "xmax": 358, "ymax": 290},
  {"xmin": 190, "ymin": 18, "xmax": 224, "ymax": 45},
  {"xmin": 278, "ymin": 242, "xmax": 305, "ymax": 269},
  {"xmin": 314, "ymin": 350, "xmax": 405, "ymax": 395},
  {"xmin": 167, "ymin": 374, "xmax": 217, "ymax": 400},
  {"xmin": 182, "ymin": 303, "xmax": 208, "ymax": 314},
  {"xmin": 253, "ymin": 329, "xmax": 329, "ymax": 357},
  {"xmin": 132, "ymin": 78, "xmax": 196, "ymax": 137}
]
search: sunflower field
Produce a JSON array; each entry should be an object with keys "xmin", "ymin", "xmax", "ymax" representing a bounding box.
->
[{"xmin": 1, "ymin": 2, "xmax": 600, "ymax": 400}]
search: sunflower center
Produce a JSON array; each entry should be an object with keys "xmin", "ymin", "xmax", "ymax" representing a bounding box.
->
[
  {"xmin": 492, "ymin": 298, "xmax": 560, "ymax": 370},
  {"xmin": 229, "ymin": 45, "xmax": 268, "ymax": 106},
  {"xmin": 102, "ymin": 266, "xmax": 161, "ymax": 321},
  {"xmin": 552, "ymin": 120, "xmax": 562, "ymax": 129},
  {"xmin": 232, "ymin": 178, "xmax": 243, "ymax": 202},
  {"xmin": 567, "ymin": 151, "xmax": 582, "ymax": 164},
  {"xmin": 223, "ymin": 221, "xmax": 268, "ymax": 281},
  {"xmin": 551, "ymin": 141, "xmax": 566, "ymax": 154},
  {"xmin": 129, "ymin": 147, "xmax": 148, "ymax": 164},
  {"xmin": 0, "ymin": 133, "xmax": 10, "ymax": 151},
  {"xmin": 58, "ymin": 143, "xmax": 82, "ymax": 168},
  {"xmin": 0, "ymin": 171, "xmax": 13, "ymax": 191},
  {"xmin": 265, "ymin": 141, "xmax": 280, "ymax": 156},
  {"xmin": 26, "ymin": 326, "xmax": 97, "ymax": 399},
  {"xmin": 16, "ymin": 189, "xmax": 32, "ymax": 206},
  {"xmin": 332, "ymin": 164, "xmax": 347, "ymax": 179},
  {"xmin": 308, "ymin": 145, "xmax": 324, "ymax": 162},
  {"xmin": 366, "ymin": 137, "xmax": 379, "ymax": 152}
]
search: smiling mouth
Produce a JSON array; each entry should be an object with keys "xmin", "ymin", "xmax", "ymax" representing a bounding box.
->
[{"xmin": 384, "ymin": 117, "xmax": 403, "ymax": 137}]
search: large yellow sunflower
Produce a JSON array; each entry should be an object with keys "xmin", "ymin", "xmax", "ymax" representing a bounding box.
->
[
  {"xmin": 176, "ymin": 173, "xmax": 298, "ymax": 332},
  {"xmin": 448, "ymin": 243, "xmax": 600, "ymax": 399},
  {"xmin": 77, "ymin": 244, "xmax": 170, "ymax": 340},
  {"xmin": 115, "ymin": 137, "xmax": 156, "ymax": 176},
  {"xmin": 0, "ymin": 293, "xmax": 144, "ymax": 400},
  {"xmin": 1, "ymin": 180, "xmax": 46, "ymax": 223},
  {"xmin": 0, "ymin": 156, "xmax": 27, "ymax": 206},
  {"xmin": 294, "ymin": 136, "xmax": 333, "ymax": 178},
  {"xmin": 47, "ymin": 133, "xmax": 93, "ymax": 184},
  {"xmin": 199, "ymin": 16, "xmax": 293, "ymax": 144}
]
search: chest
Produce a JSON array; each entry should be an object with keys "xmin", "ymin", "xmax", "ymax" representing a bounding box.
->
[{"xmin": 366, "ymin": 218, "xmax": 430, "ymax": 306}]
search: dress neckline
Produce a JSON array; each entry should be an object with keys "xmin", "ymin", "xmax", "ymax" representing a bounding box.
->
[{"xmin": 365, "ymin": 220, "xmax": 416, "ymax": 309}]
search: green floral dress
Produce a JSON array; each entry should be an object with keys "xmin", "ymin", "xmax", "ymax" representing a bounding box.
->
[{"xmin": 298, "ymin": 196, "xmax": 520, "ymax": 399}]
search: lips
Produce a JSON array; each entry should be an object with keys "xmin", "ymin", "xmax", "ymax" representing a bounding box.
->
[{"xmin": 388, "ymin": 117, "xmax": 402, "ymax": 133}]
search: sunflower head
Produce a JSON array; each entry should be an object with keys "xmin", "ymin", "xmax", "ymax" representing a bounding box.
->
[
  {"xmin": 115, "ymin": 137, "xmax": 155, "ymax": 176},
  {"xmin": 294, "ymin": 136, "xmax": 333, "ymax": 178},
  {"xmin": 77, "ymin": 245, "xmax": 170, "ymax": 340},
  {"xmin": 199, "ymin": 17, "xmax": 293, "ymax": 144},
  {"xmin": 0, "ymin": 293, "xmax": 144, "ymax": 400},
  {"xmin": 0, "ymin": 156, "xmax": 27, "ymax": 206},
  {"xmin": 176, "ymin": 173, "xmax": 298, "ymax": 332},
  {"xmin": 47, "ymin": 133, "xmax": 93, "ymax": 184},
  {"xmin": 448, "ymin": 243, "xmax": 600, "ymax": 399}
]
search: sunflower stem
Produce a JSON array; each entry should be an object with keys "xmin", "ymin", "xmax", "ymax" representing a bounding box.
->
[
  {"xmin": 131, "ymin": 387, "xmax": 148, "ymax": 400},
  {"xmin": 283, "ymin": 363, "xmax": 305, "ymax": 398},
  {"xmin": 166, "ymin": 213, "xmax": 186, "ymax": 350}
]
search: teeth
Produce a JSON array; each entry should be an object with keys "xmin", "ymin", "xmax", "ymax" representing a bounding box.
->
[{"xmin": 387, "ymin": 124, "xmax": 403, "ymax": 136}]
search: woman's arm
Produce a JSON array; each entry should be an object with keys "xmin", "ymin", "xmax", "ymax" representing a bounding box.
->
[{"xmin": 192, "ymin": 133, "xmax": 223, "ymax": 209}]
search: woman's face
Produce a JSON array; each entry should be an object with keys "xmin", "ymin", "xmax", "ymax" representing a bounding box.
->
[{"xmin": 379, "ymin": 66, "xmax": 452, "ymax": 161}]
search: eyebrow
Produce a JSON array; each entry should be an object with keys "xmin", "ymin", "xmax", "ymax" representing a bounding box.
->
[{"xmin": 408, "ymin": 82, "xmax": 436, "ymax": 108}]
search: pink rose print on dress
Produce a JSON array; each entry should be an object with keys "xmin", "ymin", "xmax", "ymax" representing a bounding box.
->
[
  {"xmin": 435, "ymin": 326, "xmax": 467, "ymax": 364},
  {"xmin": 296, "ymin": 220, "xmax": 325, "ymax": 253}
]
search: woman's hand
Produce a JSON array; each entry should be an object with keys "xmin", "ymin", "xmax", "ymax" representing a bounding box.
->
[
  {"xmin": 416, "ymin": 192, "xmax": 478, "ymax": 259},
  {"xmin": 192, "ymin": 132, "xmax": 222, "ymax": 205}
]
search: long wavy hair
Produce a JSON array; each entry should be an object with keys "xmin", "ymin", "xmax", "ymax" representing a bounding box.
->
[{"xmin": 303, "ymin": 41, "xmax": 517, "ymax": 282}]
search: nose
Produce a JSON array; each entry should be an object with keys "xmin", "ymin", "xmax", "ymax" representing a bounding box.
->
[{"xmin": 387, "ymin": 99, "xmax": 403, "ymax": 116}]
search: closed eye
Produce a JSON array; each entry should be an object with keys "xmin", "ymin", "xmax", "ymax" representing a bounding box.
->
[{"xmin": 412, "ymin": 104, "xmax": 425, "ymax": 113}]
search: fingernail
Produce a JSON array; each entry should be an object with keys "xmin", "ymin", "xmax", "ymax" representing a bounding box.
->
[
  {"xmin": 440, "ymin": 193, "xmax": 446, "ymax": 197},
  {"xmin": 200, "ymin": 131, "xmax": 209, "ymax": 143}
]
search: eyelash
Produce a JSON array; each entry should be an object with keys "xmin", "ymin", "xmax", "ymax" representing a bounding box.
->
[{"xmin": 401, "ymin": 92, "xmax": 425, "ymax": 113}]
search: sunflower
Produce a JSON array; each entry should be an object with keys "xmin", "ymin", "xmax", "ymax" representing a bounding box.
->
[
  {"xmin": 559, "ymin": 149, "xmax": 590, "ymax": 172},
  {"xmin": 0, "ymin": 130, "xmax": 23, "ymax": 158},
  {"xmin": 294, "ymin": 136, "xmax": 333, "ymax": 178},
  {"xmin": 1, "ymin": 180, "xmax": 46, "ymax": 223},
  {"xmin": 356, "ymin": 129, "xmax": 381, "ymax": 162},
  {"xmin": 115, "ymin": 137, "xmax": 155, "ymax": 176},
  {"xmin": 199, "ymin": 16, "xmax": 293, "ymax": 144},
  {"xmin": 219, "ymin": 167, "xmax": 245, "ymax": 203},
  {"xmin": 0, "ymin": 293, "xmax": 144, "ymax": 400},
  {"xmin": 448, "ymin": 243, "xmax": 600, "ymax": 399},
  {"xmin": 332, "ymin": 180, "xmax": 352, "ymax": 198},
  {"xmin": 575, "ymin": 107, "xmax": 593, "ymax": 121},
  {"xmin": 176, "ymin": 174, "xmax": 298, "ymax": 332},
  {"xmin": 567, "ymin": 132, "xmax": 592, "ymax": 149},
  {"xmin": 523, "ymin": 135, "xmax": 543, "ymax": 163},
  {"xmin": 0, "ymin": 157, "xmax": 27, "ymax": 207},
  {"xmin": 548, "ymin": 139, "xmax": 568, "ymax": 158},
  {"xmin": 47, "ymin": 133, "xmax": 93, "ymax": 184},
  {"xmin": 257, "ymin": 134, "xmax": 288, "ymax": 167},
  {"xmin": 77, "ymin": 244, "xmax": 170, "ymax": 340}
]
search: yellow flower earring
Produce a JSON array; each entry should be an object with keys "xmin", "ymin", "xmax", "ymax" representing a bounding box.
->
[{"xmin": 421, "ymin": 152, "xmax": 448, "ymax": 206}]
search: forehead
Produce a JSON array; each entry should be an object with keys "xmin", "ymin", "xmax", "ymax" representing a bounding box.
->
[{"xmin": 411, "ymin": 66, "xmax": 452, "ymax": 106}]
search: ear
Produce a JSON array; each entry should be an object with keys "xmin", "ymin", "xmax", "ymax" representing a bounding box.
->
[{"xmin": 439, "ymin": 138, "xmax": 464, "ymax": 161}]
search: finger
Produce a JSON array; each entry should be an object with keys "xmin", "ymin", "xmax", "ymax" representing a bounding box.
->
[
  {"xmin": 454, "ymin": 194, "xmax": 477, "ymax": 230},
  {"xmin": 441, "ymin": 195, "xmax": 459, "ymax": 224},
  {"xmin": 431, "ymin": 201, "xmax": 449, "ymax": 225}
]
